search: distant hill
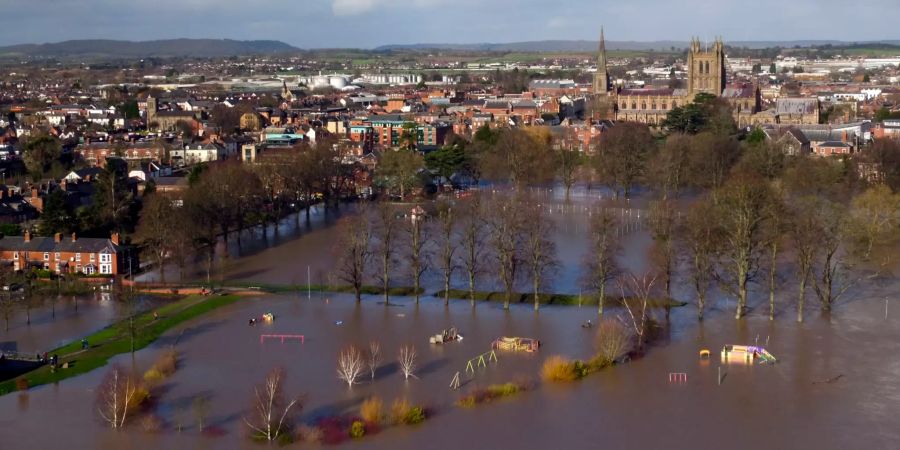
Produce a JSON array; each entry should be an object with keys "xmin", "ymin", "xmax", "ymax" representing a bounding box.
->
[
  {"xmin": 0, "ymin": 39, "xmax": 299, "ymax": 58},
  {"xmin": 376, "ymin": 39, "xmax": 900, "ymax": 52}
]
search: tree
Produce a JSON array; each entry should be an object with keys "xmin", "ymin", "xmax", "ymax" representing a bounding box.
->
[
  {"xmin": 522, "ymin": 201, "xmax": 557, "ymax": 311},
  {"xmin": 762, "ymin": 187, "xmax": 788, "ymax": 320},
  {"xmin": 789, "ymin": 196, "xmax": 820, "ymax": 323},
  {"xmin": 714, "ymin": 176, "xmax": 773, "ymax": 319},
  {"xmin": 682, "ymin": 198, "xmax": 717, "ymax": 321},
  {"xmin": 96, "ymin": 365, "xmax": 144, "ymax": 429},
  {"xmin": 661, "ymin": 103, "xmax": 707, "ymax": 134},
  {"xmin": 425, "ymin": 144, "xmax": 467, "ymax": 188},
  {"xmin": 649, "ymin": 133, "xmax": 691, "ymax": 200},
  {"xmin": 337, "ymin": 346, "xmax": 364, "ymax": 388},
  {"xmin": 37, "ymin": 190, "xmax": 75, "ymax": 236},
  {"xmin": 0, "ymin": 266, "xmax": 16, "ymax": 330},
  {"xmin": 594, "ymin": 319, "xmax": 633, "ymax": 365},
  {"xmin": 134, "ymin": 193, "xmax": 177, "ymax": 284},
  {"xmin": 366, "ymin": 341, "xmax": 381, "ymax": 380},
  {"xmin": 648, "ymin": 199, "xmax": 677, "ymax": 320},
  {"xmin": 434, "ymin": 203, "xmax": 458, "ymax": 305},
  {"xmin": 594, "ymin": 123, "xmax": 654, "ymax": 198},
  {"xmin": 398, "ymin": 345, "xmax": 418, "ymax": 380},
  {"xmin": 847, "ymin": 185, "xmax": 900, "ymax": 265},
  {"xmin": 810, "ymin": 199, "xmax": 855, "ymax": 313},
  {"xmin": 89, "ymin": 160, "xmax": 134, "ymax": 234},
  {"xmin": 22, "ymin": 134, "xmax": 62, "ymax": 180},
  {"xmin": 769, "ymin": 63, "xmax": 777, "ymax": 74},
  {"xmin": 460, "ymin": 195, "xmax": 487, "ymax": 306},
  {"xmin": 244, "ymin": 368, "xmax": 300, "ymax": 442},
  {"xmin": 687, "ymin": 132, "xmax": 741, "ymax": 193},
  {"xmin": 486, "ymin": 194, "xmax": 524, "ymax": 310},
  {"xmin": 377, "ymin": 148, "xmax": 424, "ymax": 199},
  {"xmin": 554, "ymin": 142, "xmax": 584, "ymax": 200},
  {"xmin": 373, "ymin": 203, "xmax": 399, "ymax": 304},
  {"xmin": 333, "ymin": 210, "xmax": 371, "ymax": 303},
  {"xmin": 618, "ymin": 273, "xmax": 657, "ymax": 350},
  {"xmin": 480, "ymin": 128, "xmax": 555, "ymax": 188},
  {"xmin": 405, "ymin": 210, "xmax": 429, "ymax": 304},
  {"xmin": 583, "ymin": 211, "xmax": 619, "ymax": 316}
]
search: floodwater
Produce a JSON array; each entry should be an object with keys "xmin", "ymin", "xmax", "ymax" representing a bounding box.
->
[{"xmin": 1, "ymin": 187, "xmax": 898, "ymax": 449}]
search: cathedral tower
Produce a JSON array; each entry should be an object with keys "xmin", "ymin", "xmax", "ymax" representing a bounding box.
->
[{"xmin": 687, "ymin": 37, "xmax": 726, "ymax": 97}]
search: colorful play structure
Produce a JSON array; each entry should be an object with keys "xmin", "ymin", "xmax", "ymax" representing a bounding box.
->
[
  {"xmin": 721, "ymin": 345, "xmax": 777, "ymax": 364},
  {"xmin": 491, "ymin": 337, "xmax": 540, "ymax": 352},
  {"xmin": 429, "ymin": 327, "xmax": 463, "ymax": 344},
  {"xmin": 259, "ymin": 334, "xmax": 305, "ymax": 344}
]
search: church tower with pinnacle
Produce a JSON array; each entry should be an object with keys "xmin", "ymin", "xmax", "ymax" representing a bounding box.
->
[{"xmin": 592, "ymin": 27, "xmax": 611, "ymax": 95}]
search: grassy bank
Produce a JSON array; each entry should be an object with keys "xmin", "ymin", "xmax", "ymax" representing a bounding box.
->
[
  {"xmin": 218, "ymin": 282, "xmax": 424, "ymax": 297},
  {"xmin": 433, "ymin": 289, "xmax": 688, "ymax": 308},
  {"xmin": 0, "ymin": 294, "xmax": 243, "ymax": 396}
]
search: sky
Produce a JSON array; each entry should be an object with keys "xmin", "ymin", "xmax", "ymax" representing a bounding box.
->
[{"xmin": 1, "ymin": 0, "xmax": 898, "ymax": 48}]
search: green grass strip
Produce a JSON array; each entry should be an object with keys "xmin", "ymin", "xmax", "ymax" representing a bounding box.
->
[
  {"xmin": 0, "ymin": 294, "xmax": 242, "ymax": 396},
  {"xmin": 433, "ymin": 289, "xmax": 688, "ymax": 308}
]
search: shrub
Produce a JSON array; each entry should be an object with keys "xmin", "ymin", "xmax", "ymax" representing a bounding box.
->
[
  {"xmin": 143, "ymin": 368, "xmax": 164, "ymax": 385},
  {"xmin": 457, "ymin": 382, "xmax": 529, "ymax": 408},
  {"xmin": 360, "ymin": 396, "xmax": 384, "ymax": 424},
  {"xmin": 390, "ymin": 398, "xmax": 412, "ymax": 425},
  {"xmin": 296, "ymin": 424, "xmax": 323, "ymax": 444},
  {"xmin": 594, "ymin": 319, "xmax": 633, "ymax": 366},
  {"xmin": 349, "ymin": 420, "xmax": 366, "ymax": 439},
  {"xmin": 129, "ymin": 386, "xmax": 151, "ymax": 412},
  {"xmin": 15, "ymin": 378, "xmax": 28, "ymax": 391},
  {"xmin": 403, "ymin": 407, "xmax": 426, "ymax": 425},
  {"xmin": 139, "ymin": 414, "xmax": 164, "ymax": 433},
  {"xmin": 541, "ymin": 355, "xmax": 581, "ymax": 382},
  {"xmin": 154, "ymin": 349, "xmax": 178, "ymax": 376}
]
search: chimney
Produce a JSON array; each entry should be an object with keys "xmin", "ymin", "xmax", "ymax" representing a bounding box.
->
[
  {"xmin": 71, "ymin": 232, "xmax": 77, "ymax": 242},
  {"xmin": 111, "ymin": 232, "xmax": 120, "ymax": 245},
  {"xmin": 54, "ymin": 232, "xmax": 61, "ymax": 243},
  {"xmin": 24, "ymin": 231, "xmax": 31, "ymax": 242}
]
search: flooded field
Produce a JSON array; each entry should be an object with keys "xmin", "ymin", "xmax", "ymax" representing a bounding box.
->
[{"xmin": 1, "ymin": 188, "xmax": 898, "ymax": 449}]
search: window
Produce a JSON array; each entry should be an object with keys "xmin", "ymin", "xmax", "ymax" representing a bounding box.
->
[
  {"xmin": 13, "ymin": 252, "xmax": 18, "ymax": 260},
  {"xmin": 43, "ymin": 252, "xmax": 49, "ymax": 261},
  {"xmin": 90, "ymin": 254, "xmax": 96, "ymax": 262},
  {"xmin": 76, "ymin": 253, "xmax": 81, "ymax": 262},
  {"xmin": 55, "ymin": 252, "xmax": 60, "ymax": 260},
  {"xmin": 100, "ymin": 253, "xmax": 112, "ymax": 263}
]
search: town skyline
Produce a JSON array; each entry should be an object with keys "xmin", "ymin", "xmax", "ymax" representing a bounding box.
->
[{"xmin": 3, "ymin": 0, "xmax": 900, "ymax": 48}]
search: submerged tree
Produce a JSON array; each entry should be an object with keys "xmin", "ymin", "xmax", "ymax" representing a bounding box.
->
[
  {"xmin": 244, "ymin": 368, "xmax": 301, "ymax": 442},
  {"xmin": 367, "ymin": 341, "xmax": 382, "ymax": 380},
  {"xmin": 682, "ymin": 198, "xmax": 717, "ymax": 321},
  {"xmin": 405, "ymin": 208, "xmax": 430, "ymax": 304},
  {"xmin": 96, "ymin": 365, "xmax": 144, "ymax": 429},
  {"xmin": 583, "ymin": 211, "xmax": 619, "ymax": 316},
  {"xmin": 460, "ymin": 195, "xmax": 487, "ymax": 306},
  {"xmin": 333, "ymin": 210, "xmax": 371, "ymax": 303},
  {"xmin": 398, "ymin": 345, "xmax": 418, "ymax": 380},
  {"xmin": 522, "ymin": 201, "xmax": 558, "ymax": 311},
  {"xmin": 648, "ymin": 199, "xmax": 677, "ymax": 320},
  {"xmin": 435, "ymin": 203, "xmax": 458, "ymax": 306},
  {"xmin": 373, "ymin": 203, "xmax": 399, "ymax": 305},
  {"xmin": 486, "ymin": 194, "xmax": 524, "ymax": 310},
  {"xmin": 337, "ymin": 346, "xmax": 364, "ymax": 388}
]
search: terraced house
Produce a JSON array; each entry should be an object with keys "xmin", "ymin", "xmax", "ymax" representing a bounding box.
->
[{"xmin": 0, "ymin": 231, "xmax": 135, "ymax": 276}]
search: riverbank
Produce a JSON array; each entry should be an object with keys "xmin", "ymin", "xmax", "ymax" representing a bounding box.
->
[{"xmin": 0, "ymin": 293, "xmax": 243, "ymax": 396}]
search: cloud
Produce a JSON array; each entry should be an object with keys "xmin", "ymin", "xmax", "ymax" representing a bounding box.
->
[{"xmin": 328, "ymin": 0, "xmax": 443, "ymax": 16}]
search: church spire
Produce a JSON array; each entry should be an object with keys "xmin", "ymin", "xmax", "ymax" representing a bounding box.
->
[{"xmin": 593, "ymin": 26, "xmax": 610, "ymax": 94}]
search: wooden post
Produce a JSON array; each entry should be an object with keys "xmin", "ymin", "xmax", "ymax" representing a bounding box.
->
[{"xmin": 718, "ymin": 366, "xmax": 722, "ymax": 385}]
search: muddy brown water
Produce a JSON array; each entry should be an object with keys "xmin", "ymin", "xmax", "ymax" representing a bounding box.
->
[{"xmin": 1, "ymin": 188, "xmax": 898, "ymax": 449}]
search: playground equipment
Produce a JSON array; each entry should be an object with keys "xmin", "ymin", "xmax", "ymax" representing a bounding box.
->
[
  {"xmin": 668, "ymin": 372, "xmax": 688, "ymax": 383},
  {"xmin": 429, "ymin": 327, "xmax": 463, "ymax": 344},
  {"xmin": 721, "ymin": 345, "xmax": 777, "ymax": 364},
  {"xmin": 491, "ymin": 337, "xmax": 540, "ymax": 352},
  {"xmin": 699, "ymin": 349, "xmax": 711, "ymax": 359},
  {"xmin": 260, "ymin": 334, "xmax": 305, "ymax": 344},
  {"xmin": 465, "ymin": 350, "xmax": 499, "ymax": 374},
  {"xmin": 262, "ymin": 313, "xmax": 274, "ymax": 323}
]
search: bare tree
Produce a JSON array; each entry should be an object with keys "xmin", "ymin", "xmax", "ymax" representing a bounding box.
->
[
  {"xmin": 790, "ymin": 196, "xmax": 822, "ymax": 323},
  {"xmin": 405, "ymin": 208, "xmax": 429, "ymax": 304},
  {"xmin": 366, "ymin": 341, "xmax": 381, "ymax": 380},
  {"xmin": 714, "ymin": 176, "xmax": 772, "ymax": 319},
  {"xmin": 0, "ymin": 298, "xmax": 14, "ymax": 331},
  {"xmin": 811, "ymin": 199, "xmax": 856, "ymax": 312},
  {"xmin": 763, "ymin": 188, "xmax": 788, "ymax": 320},
  {"xmin": 96, "ymin": 365, "xmax": 142, "ymax": 429},
  {"xmin": 682, "ymin": 199, "xmax": 717, "ymax": 321},
  {"xmin": 373, "ymin": 202, "xmax": 399, "ymax": 305},
  {"xmin": 594, "ymin": 319, "xmax": 633, "ymax": 365},
  {"xmin": 244, "ymin": 368, "xmax": 300, "ymax": 442},
  {"xmin": 460, "ymin": 195, "xmax": 487, "ymax": 306},
  {"xmin": 583, "ymin": 210, "xmax": 619, "ymax": 316},
  {"xmin": 337, "ymin": 346, "xmax": 364, "ymax": 387},
  {"xmin": 398, "ymin": 345, "xmax": 418, "ymax": 380},
  {"xmin": 134, "ymin": 192, "xmax": 178, "ymax": 284},
  {"xmin": 553, "ymin": 133, "xmax": 585, "ymax": 200},
  {"xmin": 333, "ymin": 210, "xmax": 371, "ymax": 303},
  {"xmin": 522, "ymin": 201, "xmax": 558, "ymax": 311},
  {"xmin": 487, "ymin": 194, "xmax": 524, "ymax": 310},
  {"xmin": 648, "ymin": 199, "xmax": 677, "ymax": 320},
  {"xmin": 618, "ymin": 273, "xmax": 657, "ymax": 350},
  {"xmin": 192, "ymin": 395, "xmax": 210, "ymax": 433},
  {"xmin": 435, "ymin": 202, "xmax": 458, "ymax": 305}
]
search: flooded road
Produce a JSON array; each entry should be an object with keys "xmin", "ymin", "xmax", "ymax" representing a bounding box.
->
[{"xmin": 1, "ymin": 188, "xmax": 898, "ymax": 449}]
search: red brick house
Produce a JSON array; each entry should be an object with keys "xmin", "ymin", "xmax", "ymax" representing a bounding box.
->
[{"xmin": 0, "ymin": 231, "xmax": 135, "ymax": 276}]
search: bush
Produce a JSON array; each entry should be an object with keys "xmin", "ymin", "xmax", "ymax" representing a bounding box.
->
[
  {"xmin": 139, "ymin": 414, "xmax": 164, "ymax": 433},
  {"xmin": 594, "ymin": 319, "xmax": 633, "ymax": 366},
  {"xmin": 390, "ymin": 398, "xmax": 412, "ymax": 425},
  {"xmin": 403, "ymin": 407, "xmax": 426, "ymax": 425},
  {"xmin": 143, "ymin": 368, "xmax": 164, "ymax": 384},
  {"xmin": 360, "ymin": 396, "xmax": 384, "ymax": 424},
  {"xmin": 457, "ymin": 381, "xmax": 530, "ymax": 408},
  {"xmin": 154, "ymin": 349, "xmax": 177, "ymax": 376},
  {"xmin": 349, "ymin": 420, "xmax": 366, "ymax": 439},
  {"xmin": 296, "ymin": 424, "xmax": 323, "ymax": 444},
  {"xmin": 15, "ymin": 378, "xmax": 28, "ymax": 391},
  {"xmin": 541, "ymin": 355, "xmax": 581, "ymax": 382}
]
